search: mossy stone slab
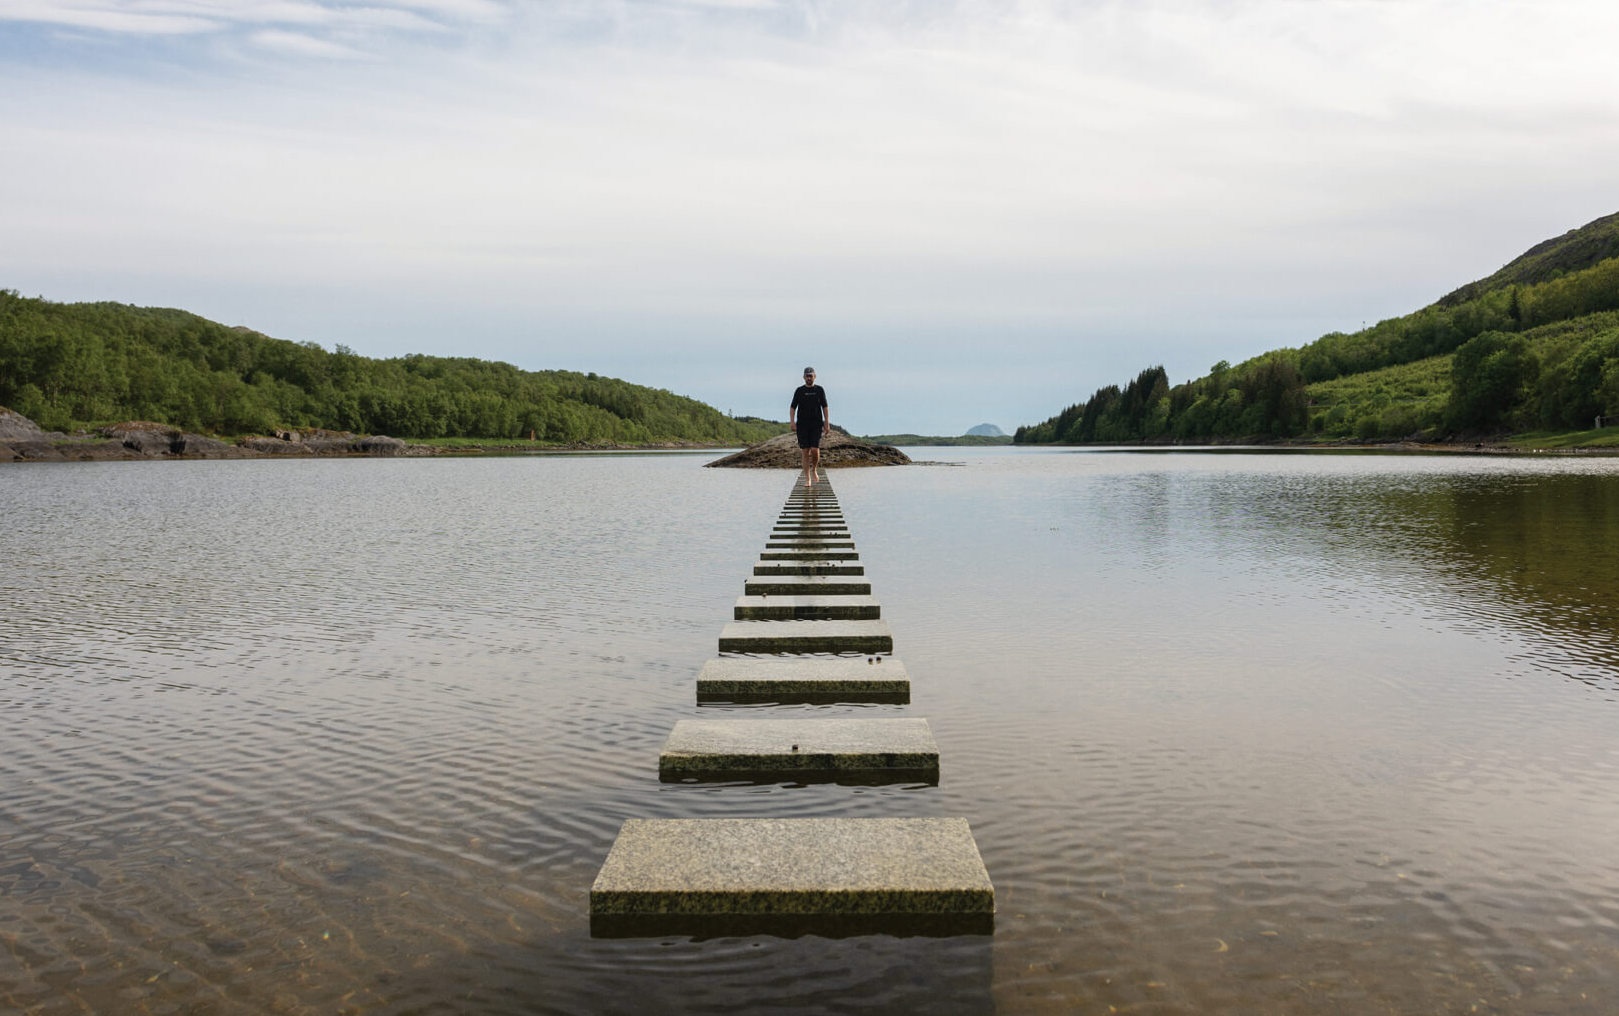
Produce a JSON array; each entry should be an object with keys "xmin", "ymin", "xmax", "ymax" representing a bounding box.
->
[
  {"xmin": 752, "ymin": 560, "xmax": 864, "ymax": 576},
  {"xmin": 718, "ymin": 618, "xmax": 892, "ymax": 653},
  {"xmin": 733, "ymin": 594, "xmax": 879, "ymax": 620},
  {"xmin": 695, "ymin": 655, "xmax": 908, "ymax": 701},
  {"xmin": 659, "ymin": 717, "xmax": 937, "ymax": 775},
  {"xmin": 743, "ymin": 576, "xmax": 872, "ymax": 596},
  {"xmin": 760, "ymin": 549, "xmax": 860, "ymax": 561}
]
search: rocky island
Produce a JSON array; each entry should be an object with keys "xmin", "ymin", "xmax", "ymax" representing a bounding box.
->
[{"xmin": 705, "ymin": 427, "xmax": 911, "ymax": 468}]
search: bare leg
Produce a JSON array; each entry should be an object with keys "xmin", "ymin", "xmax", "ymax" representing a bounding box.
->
[
  {"xmin": 809, "ymin": 446, "xmax": 822, "ymax": 482},
  {"xmin": 801, "ymin": 446, "xmax": 814, "ymax": 485}
]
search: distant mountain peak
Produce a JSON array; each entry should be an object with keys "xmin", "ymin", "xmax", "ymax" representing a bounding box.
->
[{"xmin": 965, "ymin": 423, "xmax": 1005, "ymax": 437}]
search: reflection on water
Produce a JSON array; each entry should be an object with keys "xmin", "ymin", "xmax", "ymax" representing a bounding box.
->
[{"xmin": 3, "ymin": 450, "xmax": 1618, "ymax": 1013}]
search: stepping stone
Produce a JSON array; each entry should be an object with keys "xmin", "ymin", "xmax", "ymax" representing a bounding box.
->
[
  {"xmin": 734, "ymin": 594, "xmax": 879, "ymax": 620},
  {"xmin": 696, "ymin": 655, "xmax": 909, "ymax": 703},
  {"xmin": 760, "ymin": 549, "xmax": 860, "ymax": 561},
  {"xmin": 589, "ymin": 817, "xmax": 994, "ymax": 936},
  {"xmin": 745, "ymin": 576, "xmax": 872, "ymax": 596},
  {"xmin": 659, "ymin": 717, "xmax": 938, "ymax": 777},
  {"xmin": 752, "ymin": 560, "xmax": 864, "ymax": 576},
  {"xmin": 718, "ymin": 618, "xmax": 893, "ymax": 653}
]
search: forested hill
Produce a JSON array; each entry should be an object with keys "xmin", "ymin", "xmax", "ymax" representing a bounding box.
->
[
  {"xmin": 1016, "ymin": 211, "xmax": 1619, "ymax": 444},
  {"xmin": 0, "ymin": 291, "xmax": 783, "ymax": 445}
]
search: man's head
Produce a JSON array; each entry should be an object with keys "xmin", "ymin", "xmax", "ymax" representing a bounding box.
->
[{"xmin": 803, "ymin": 367, "xmax": 816, "ymax": 383}]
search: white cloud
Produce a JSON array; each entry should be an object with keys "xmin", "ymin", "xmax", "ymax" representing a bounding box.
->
[
  {"xmin": 0, "ymin": 0, "xmax": 506, "ymax": 43},
  {"xmin": 0, "ymin": 0, "xmax": 221, "ymax": 34}
]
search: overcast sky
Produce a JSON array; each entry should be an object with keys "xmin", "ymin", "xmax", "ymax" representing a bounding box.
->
[{"xmin": 3, "ymin": 1, "xmax": 1616, "ymax": 435}]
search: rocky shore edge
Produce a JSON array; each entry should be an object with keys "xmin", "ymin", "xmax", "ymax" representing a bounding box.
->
[
  {"xmin": 0, "ymin": 409, "xmax": 424, "ymax": 462},
  {"xmin": 0, "ymin": 407, "xmax": 792, "ymax": 463}
]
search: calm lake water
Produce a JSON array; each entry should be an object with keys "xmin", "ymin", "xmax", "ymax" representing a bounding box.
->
[{"xmin": 3, "ymin": 448, "xmax": 1618, "ymax": 1014}]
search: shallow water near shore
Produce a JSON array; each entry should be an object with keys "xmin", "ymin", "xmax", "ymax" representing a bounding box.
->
[{"xmin": 3, "ymin": 448, "xmax": 1618, "ymax": 1014}]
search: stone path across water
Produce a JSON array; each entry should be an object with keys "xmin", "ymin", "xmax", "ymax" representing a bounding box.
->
[{"xmin": 589, "ymin": 473, "xmax": 994, "ymax": 937}]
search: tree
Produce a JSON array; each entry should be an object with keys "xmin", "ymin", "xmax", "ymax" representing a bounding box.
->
[{"xmin": 1447, "ymin": 331, "xmax": 1538, "ymax": 431}]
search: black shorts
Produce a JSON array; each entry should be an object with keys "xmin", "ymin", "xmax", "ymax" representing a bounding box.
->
[{"xmin": 796, "ymin": 425, "xmax": 823, "ymax": 449}]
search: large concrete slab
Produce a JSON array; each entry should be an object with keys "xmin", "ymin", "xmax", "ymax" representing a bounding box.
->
[
  {"xmin": 745, "ymin": 576, "xmax": 872, "ymax": 596},
  {"xmin": 734, "ymin": 594, "xmax": 879, "ymax": 620},
  {"xmin": 659, "ymin": 717, "xmax": 937, "ymax": 778},
  {"xmin": 719, "ymin": 618, "xmax": 893, "ymax": 653},
  {"xmin": 696, "ymin": 655, "xmax": 908, "ymax": 703},
  {"xmin": 753, "ymin": 560, "xmax": 864, "ymax": 576},
  {"xmin": 590, "ymin": 817, "xmax": 994, "ymax": 934}
]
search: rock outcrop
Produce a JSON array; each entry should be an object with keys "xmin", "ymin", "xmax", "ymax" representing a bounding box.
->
[
  {"xmin": 3, "ymin": 408, "xmax": 60, "ymax": 461},
  {"xmin": 705, "ymin": 428, "xmax": 911, "ymax": 468},
  {"xmin": 240, "ymin": 430, "xmax": 413, "ymax": 457},
  {"xmin": 0, "ymin": 407, "xmax": 45, "ymax": 443}
]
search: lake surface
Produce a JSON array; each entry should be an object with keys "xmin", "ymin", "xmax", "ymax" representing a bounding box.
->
[{"xmin": 3, "ymin": 447, "xmax": 1618, "ymax": 1014}]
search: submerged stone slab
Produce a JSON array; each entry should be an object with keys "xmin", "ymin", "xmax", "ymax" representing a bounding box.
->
[
  {"xmin": 696, "ymin": 655, "xmax": 909, "ymax": 702},
  {"xmin": 718, "ymin": 618, "xmax": 893, "ymax": 653},
  {"xmin": 734, "ymin": 594, "xmax": 879, "ymax": 620},
  {"xmin": 660, "ymin": 717, "xmax": 937, "ymax": 776},
  {"xmin": 590, "ymin": 818, "xmax": 994, "ymax": 927},
  {"xmin": 753, "ymin": 560, "xmax": 864, "ymax": 576},
  {"xmin": 744, "ymin": 576, "xmax": 872, "ymax": 596}
]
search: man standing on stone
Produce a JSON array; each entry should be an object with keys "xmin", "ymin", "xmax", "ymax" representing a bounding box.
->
[{"xmin": 789, "ymin": 366, "xmax": 830, "ymax": 485}]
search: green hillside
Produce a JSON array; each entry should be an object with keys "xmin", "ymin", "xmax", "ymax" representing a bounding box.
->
[
  {"xmin": 1016, "ymin": 212, "xmax": 1619, "ymax": 445},
  {"xmin": 0, "ymin": 291, "xmax": 784, "ymax": 445}
]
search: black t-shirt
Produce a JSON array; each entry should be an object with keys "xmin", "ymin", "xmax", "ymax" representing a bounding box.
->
[{"xmin": 791, "ymin": 385, "xmax": 828, "ymax": 429}]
